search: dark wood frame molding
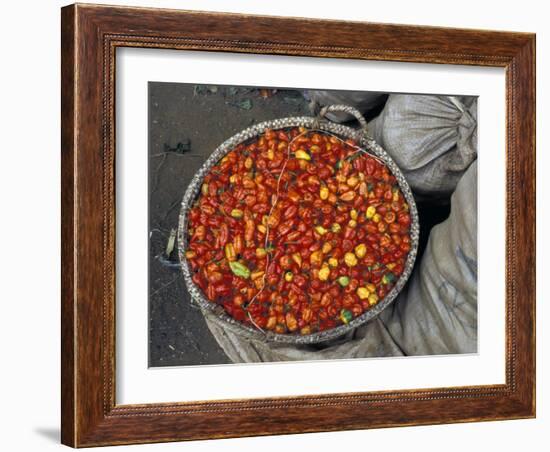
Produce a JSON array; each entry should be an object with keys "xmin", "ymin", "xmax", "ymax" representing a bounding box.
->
[{"xmin": 61, "ymin": 3, "xmax": 536, "ymax": 447}]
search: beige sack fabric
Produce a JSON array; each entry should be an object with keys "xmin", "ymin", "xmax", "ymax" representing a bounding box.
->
[{"xmin": 368, "ymin": 95, "xmax": 477, "ymax": 197}]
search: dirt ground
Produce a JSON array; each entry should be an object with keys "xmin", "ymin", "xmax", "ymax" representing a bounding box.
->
[{"xmin": 148, "ymin": 83, "xmax": 449, "ymax": 367}]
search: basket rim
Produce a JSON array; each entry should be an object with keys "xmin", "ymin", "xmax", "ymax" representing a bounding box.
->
[{"xmin": 177, "ymin": 114, "xmax": 419, "ymax": 345}]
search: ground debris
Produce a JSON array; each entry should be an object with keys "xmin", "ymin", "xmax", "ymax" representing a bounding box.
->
[
  {"xmin": 225, "ymin": 98, "xmax": 252, "ymax": 110},
  {"xmin": 259, "ymin": 88, "xmax": 277, "ymax": 98},
  {"xmin": 156, "ymin": 228, "xmax": 181, "ymax": 269},
  {"xmin": 165, "ymin": 228, "xmax": 177, "ymax": 256},
  {"xmin": 226, "ymin": 86, "xmax": 254, "ymax": 96},
  {"xmin": 163, "ymin": 139, "xmax": 191, "ymax": 155},
  {"xmin": 193, "ymin": 85, "xmax": 219, "ymax": 96}
]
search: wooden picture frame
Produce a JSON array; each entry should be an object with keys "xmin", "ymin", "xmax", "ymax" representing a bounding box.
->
[{"xmin": 61, "ymin": 3, "xmax": 536, "ymax": 447}]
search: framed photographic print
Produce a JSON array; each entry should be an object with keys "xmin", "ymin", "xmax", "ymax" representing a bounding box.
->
[{"xmin": 61, "ymin": 3, "xmax": 536, "ymax": 447}]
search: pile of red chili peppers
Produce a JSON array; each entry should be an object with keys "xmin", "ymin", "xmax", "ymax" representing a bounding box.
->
[{"xmin": 186, "ymin": 127, "xmax": 411, "ymax": 335}]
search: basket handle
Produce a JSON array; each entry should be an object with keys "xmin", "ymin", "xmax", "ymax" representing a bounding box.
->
[{"xmin": 318, "ymin": 104, "xmax": 369, "ymax": 135}]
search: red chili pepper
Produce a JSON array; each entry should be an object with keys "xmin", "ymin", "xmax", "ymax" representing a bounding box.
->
[{"xmin": 186, "ymin": 128, "xmax": 412, "ymax": 334}]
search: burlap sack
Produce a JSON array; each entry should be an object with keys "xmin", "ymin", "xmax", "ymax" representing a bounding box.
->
[
  {"xmin": 368, "ymin": 95, "xmax": 477, "ymax": 197},
  {"xmin": 202, "ymin": 313, "xmax": 404, "ymax": 363},
  {"xmin": 379, "ymin": 161, "xmax": 478, "ymax": 355}
]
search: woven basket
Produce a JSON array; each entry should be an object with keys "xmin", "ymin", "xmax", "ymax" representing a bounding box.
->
[{"xmin": 178, "ymin": 105, "xmax": 419, "ymax": 345}]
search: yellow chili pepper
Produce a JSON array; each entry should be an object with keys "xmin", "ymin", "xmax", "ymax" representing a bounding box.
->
[
  {"xmin": 318, "ymin": 265, "xmax": 330, "ymax": 281},
  {"xmin": 295, "ymin": 149, "xmax": 311, "ymax": 160},
  {"xmin": 230, "ymin": 208, "xmax": 244, "ymax": 219},
  {"xmin": 366, "ymin": 205, "xmax": 376, "ymax": 219},
  {"xmin": 310, "ymin": 250, "xmax": 323, "ymax": 266},
  {"xmin": 366, "ymin": 283, "xmax": 376, "ymax": 293},
  {"xmin": 315, "ymin": 225, "xmax": 328, "ymax": 235},
  {"xmin": 344, "ymin": 252, "xmax": 358, "ymax": 267},
  {"xmin": 224, "ymin": 243, "xmax": 236, "ymax": 262},
  {"xmin": 354, "ymin": 243, "xmax": 367, "ymax": 259},
  {"xmin": 309, "ymin": 144, "xmax": 320, "ymax": 153}
]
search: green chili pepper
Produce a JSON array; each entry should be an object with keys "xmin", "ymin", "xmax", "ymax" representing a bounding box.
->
[
  {"xmin": 382, "ymin": 272, "xmax": 396, "ymax": 285},
  {"xmin": 229, "ymin": 261, "xmax": 250, "ymax": 279},
  {"xmin": 340, "ymin": 309, "xmax": 353, "ymax": 324},
  {"xmin": 337, "ymin": 276, "xmax": 350, "ymax": 287}
]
